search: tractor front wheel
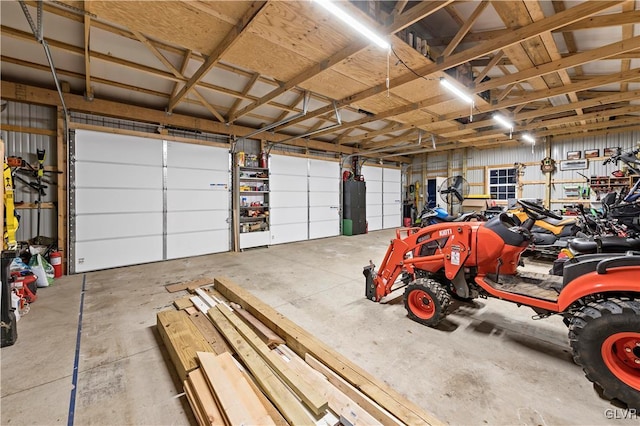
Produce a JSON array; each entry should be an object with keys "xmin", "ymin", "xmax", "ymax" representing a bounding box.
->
[
  {"xmin": 569, "ymin": 298, "xmax": 640, "ymax": 409},
  {"xmin": 404, "ymin": 279, "xmax": 451, "ymax": 327}
]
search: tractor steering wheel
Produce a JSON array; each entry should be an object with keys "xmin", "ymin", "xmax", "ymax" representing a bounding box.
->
[{"xmin": 517, "ymin": 199, "xmax": 563, "ymax": 221}]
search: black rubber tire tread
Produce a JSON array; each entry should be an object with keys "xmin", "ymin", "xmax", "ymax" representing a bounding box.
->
[
  {"xmin": 404, "ymin": 278, "xmax": 451, "ymax": 327},
  {"xmin": 568, "ymin": 297, "xmax": 640, "ymax": 409}
]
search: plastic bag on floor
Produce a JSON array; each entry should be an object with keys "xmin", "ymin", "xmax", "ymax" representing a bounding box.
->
[{"xmin": 28, "ymin": 254, "xmax": 54, "ymax": 287}]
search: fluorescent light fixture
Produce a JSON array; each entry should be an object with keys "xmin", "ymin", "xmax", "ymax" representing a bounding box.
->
[
  {"xmin": 493, "ymin": 114, "xmax": 514, "ymax": 130},
  {"xmin": 522, "ymin": 133, "xmax": 535, "ymax": 144},
  {"xmin": 313, "ymin": 0, "xmax": 389, "ymax": 49},
  {"xmin": 440, "ymin": 78, "xmax": 473, "ymax": 104}
]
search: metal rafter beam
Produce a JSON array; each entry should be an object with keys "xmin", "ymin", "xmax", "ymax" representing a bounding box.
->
[
  {"xmin": 228, "ymin": 1, "xmax": 453, "ymax": 123},
  {"xmin": 167, "ymin": 1, "xmax": 267, "ymax": 112}
]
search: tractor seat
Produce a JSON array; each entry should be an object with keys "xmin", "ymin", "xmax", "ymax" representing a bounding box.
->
[
  {"xmin": 543, "ymin": 216, "xmax": 575, "ymax": 226},
  {"xmin": 569, "ymin": 236, "xmax": 640, "ymax": 253}
]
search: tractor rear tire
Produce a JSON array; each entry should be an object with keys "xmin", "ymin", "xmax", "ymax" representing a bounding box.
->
[
  {"xmin": 404, "ymin": 279, "xmax": 451, "ymax": 327},
  {"xmin": 569, "ymin": 298, "xmax": 640, "ymax": 409}
]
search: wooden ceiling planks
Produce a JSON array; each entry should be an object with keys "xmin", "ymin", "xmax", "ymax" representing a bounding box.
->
[{"xmin": 90, "ymin": 1, "xmax": 236, "ymax": 54}]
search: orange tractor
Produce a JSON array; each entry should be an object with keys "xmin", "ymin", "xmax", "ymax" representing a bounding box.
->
[{"xmin": 364, "ymin": 199, "xmax": 640, "ymax": 409}]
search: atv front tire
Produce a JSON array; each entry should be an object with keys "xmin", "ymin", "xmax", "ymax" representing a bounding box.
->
[
  {"xmin": 404, "ymin": 279, "xmax": 451, "ymax": 327},
  {"xmin": 569, "ymin": 298, "xmax": 640, "ymax": 409}
]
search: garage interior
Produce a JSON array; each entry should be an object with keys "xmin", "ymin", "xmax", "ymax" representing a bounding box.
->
[{"xmin": 1, "ymin": 0, "xmax": 639, "ymax": 425}]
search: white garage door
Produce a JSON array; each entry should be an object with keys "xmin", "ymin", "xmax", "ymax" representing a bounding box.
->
[
  {"xmin": 308, "ymin": 159, "xmax": 340, "ymax": 239},
  {"xmin": 166, "ymin": 142, "xmax": 229, "ymax": 259},
  {"xmin": 269, "ymin": 155, "xmax": 308, "ymax": 245},
  {"xmin": 362, "ymin": 165, "xmax": 383, "ymax": 231},
  {"xmin": 72, "ymin": 130, "xmax": 230, "ymax": 272},
  {"xmin": 73, "ymin": 130, "xmax": 164, "ymax": 272},
  {"xmin": 383, "ymin": 168, "xmax": 402, "ymax": 229}
]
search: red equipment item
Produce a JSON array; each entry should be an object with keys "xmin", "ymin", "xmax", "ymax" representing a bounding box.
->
[
  {"xmin": 364, "ymin": 199, "xmax": 640, "ymax": 409},
  {"xmin": 12, "ymin": 274, "xmax": 37, "ymax": 304},
  {"xmin": 50, "ymin": 251, "xmax": 63, "ymax": 278}
]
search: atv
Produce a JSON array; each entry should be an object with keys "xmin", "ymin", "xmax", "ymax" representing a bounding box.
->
[{"xmin": 364, "ymin": 199, "xmax": 640, "ymax": 409}]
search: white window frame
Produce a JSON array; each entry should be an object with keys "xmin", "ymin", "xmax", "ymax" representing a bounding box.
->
[{"xmin": 488, "ymin": 167, "xmax": 517, "ymax": 201}]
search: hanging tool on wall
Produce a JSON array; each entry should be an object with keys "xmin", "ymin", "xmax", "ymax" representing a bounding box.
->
[{"xmin": 3, "ymin": 161, "xmax": 19, "ymax": 250}]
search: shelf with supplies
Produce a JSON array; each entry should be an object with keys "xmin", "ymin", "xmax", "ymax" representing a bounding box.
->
[
  {"xmin": 238, "ymin": 165, "xmax": 270, "ymax": 249},
  {"xmin": 588, "ymin": 175, "xmax": 638, "ymax": 192}
]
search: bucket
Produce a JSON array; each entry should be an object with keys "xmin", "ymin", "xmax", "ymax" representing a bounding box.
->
[
  {"xmin": 50, "ymin": 251, "xmax": 63, "ymax": 278},
  {"xmin": 403, "ymin": 217, "xmax": 412, "ymax": 227}
]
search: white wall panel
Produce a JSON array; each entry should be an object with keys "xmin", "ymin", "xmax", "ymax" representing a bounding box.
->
[
  {"xmin": 270, "ymin": 174, "xmax": 307, "ymax": 191},
  {"xmin": 76, "ymin": 213, "xmax": 163, "ymax": 241},
  {"xmin": 270, "ymin": 154, "xmax": 308, "ymax": 175},
  {"xmin": 270, "ymin": 192, "xmax": 308, "ymax": 209},
  {"xmin": 75, "ymin": 188, "xmax": 163, "ymax": 214},
  {"xmin": 167, "ymin": 230, "xmax": 228, "ymax": 259},
  {"xmin": 269, "ymin": 207, "xmax": 307, "ymax": 225},
  {"xmin": 271, "ymin": 223, "xmax": 308, "ymax": 245},
  {"xmin": 75, "ymin": 162, "xmax": 162, "ymax": 188},
  {"xmin": 167, "ymin": 141, "xmax": 228, "ymax": 169}
]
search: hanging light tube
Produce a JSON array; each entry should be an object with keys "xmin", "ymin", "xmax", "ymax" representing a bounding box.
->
[
  {"xmin": 440, "ymin": 78, "xmax": 473, "ymax": 104},
  {"xmin": 493, "ymin": 114, "xmax": 514, "ymax": 130},
  {"xmin": 313, "ymin": 0, "xmax": 389, "ymax": 49},
  {"xmin": 522, "ymin": 133, "xmax": 535, "ymax": 144}
]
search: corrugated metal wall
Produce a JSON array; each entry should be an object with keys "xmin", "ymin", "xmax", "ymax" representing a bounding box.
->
[
  {"xmin": 404, "ymin": 129, "xmax": 640, "ymax": 210},
  {"xmin": 1, "ymin": 101, "xmax": 58, "ymax": 242}
]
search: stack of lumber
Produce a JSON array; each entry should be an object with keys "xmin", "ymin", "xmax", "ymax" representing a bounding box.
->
[{"xmin": 157, "ymin": 276, "xmax": 442, "ymax": 426}]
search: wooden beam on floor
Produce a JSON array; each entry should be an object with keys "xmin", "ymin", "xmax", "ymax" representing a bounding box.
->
[
  {"xmin": 213, "ymin": 277, "xmax": 443, "ymax": 426},
  {"xmin": 156, "ymin": 310, "xmax": 214, "ymax": 381}
]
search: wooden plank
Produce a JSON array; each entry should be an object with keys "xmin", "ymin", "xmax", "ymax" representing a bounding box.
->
[
  {"xmin": 185, "ymin": 306, "xmax": 198, "ymax": 316},
  {"xmin": 156, "ymin": 310, "xmax": 214, "ymax": 381},
  {"xmin": 184, "ymin": 379, "xmax": 207, "ymax": 426},
  {"xmin": 194, "ymin": 288, "xmax": 218, "ymax": 308},
  {"xmin": 305, "ymin": 353, "xmax": 403, "ymax": 426},
  {"xmin": 173, "ymin": 296, "xmax": 194, "ymax": 310},
  {"xmin": 218, "ymin": 306, "xmax": 328, "ymax": 415},
  {"xmin": 190, "ymin": 296, "xmax": 211, "ymax": 314},
  {"xmin": 239, "ymin": 368, "xmax": 289, "ymax": 426},
  {"xmin": 274, "ymin": 345, "xmax": 383, "ymax": 426},
  {"xmin": 214, "ymin": 277, "xmax": 442, "ymax": 426},
  {"xmin": 197, "ymin": 351, "xmax": 275, "ymax": 425},
  {"xmin": 189, "ymin": 312, "xmax": 232, "ymax": 355},
  {"xmin": 165, "ymin": 277, "xmax": 214, "ymax": 293},
  {"xmin": 230, "ymin": 302, "xmax": 285, "ymax": 348},
  {"xmin": 187, "ymin": 368, "xmax": 226, "ymax": 426},
  {"xmin": 207, "ymin": 307, "xmax": 314, "ymax": 425}
]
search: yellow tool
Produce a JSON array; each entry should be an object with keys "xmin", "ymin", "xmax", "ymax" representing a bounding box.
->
[{"xmin": 3, "ymin": 162, "xmax": 19, "ymax": 250}]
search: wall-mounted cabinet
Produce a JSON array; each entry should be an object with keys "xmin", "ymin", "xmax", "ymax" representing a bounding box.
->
[{"xmin": 238, "ymin": 166, "xmax": 270, "ymax": 249}]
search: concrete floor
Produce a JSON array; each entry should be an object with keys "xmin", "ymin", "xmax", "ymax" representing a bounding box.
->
[{"xmin": 0, "ymin": 229, "xmax": 622, "ymax": 425}]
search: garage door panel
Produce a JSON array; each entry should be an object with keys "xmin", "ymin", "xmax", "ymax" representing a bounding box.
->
[
  {"xmin": 75, "ymin": 235, "xmax": 164, "ymax": 273},
  {"xmin": 270, "ymin": 191, "xmax": 307, "ymax": 208},
  {"xmin": 166, "ymin": 229, "xmax": 229, "ymax": 259},
  {"xmin": 309, "ymin": 177, "xmax": 338, "ymax": 192},
  {"xmin": 75, "ymin": 162, "xmax": 162, "ymax": 189},
  {"xmin": 309, "ymin": 221, "xmax": 340, "ymax": 239},
  {"xmin": 271, "ymin": 223, "xmax": 307, "ymax": 244},
  {"xmin": 383, "ymin": 168, "xmax": 401, "ymax": 183},
  {"xmin": 383, "ymin": 192, "xmax": 401, "ymax": 205},
  {"xmin": 368, "ymin": 216, "xmax": 383, "ymax": 231},
  {"xmin": 384, "ymin": 215, "xmax": 401, "ymax": 228},
  {"xmin": 167, "ymin": 210, "xmax": 228, "ymax": 233},
  {"xmin": 362, "ymin": 165, "xmax": 383, "ymax": 181},
  {"xmin": 76, "ymin": 188, "xmax": 162, "ymax": 214},
  {"xmin": 75, "ymin": 130, "xmax": 162, "ymax": 165},
  {"xmin": 76, "ymin": 213, "xmax": 162, "ymax": 241},
  {"xmin": 269, "ymin": 207, "xmax": 307, "ymax": 225},
  {"xmin": 167, "ymin": 190, "xmax": 226, "ymax": 211},
  {"xmin": 366, "ymin": 204, "xmax": 383, "ymax": 216},
  {"xmin": 167, "ymin": 142, "xmax": 228, "ymax": 170},
  {"xmin": 310, "ymin": 206, "xmax": 339, "ymax": 222},
  {"xmin": 383, "ymin": 204, "xmax": 401, "ymax": 215},
  {"xmin": 309, "ymin": 191, "xmax": 339, "ymax": 207},
  {"xmin": 367, "ymin": 180, "xmax": 382, "ymax": 193},
  {"xmin": 309, "ymin": 159, "xmax": 338, "ymax": 177},
  {"xmin": 271, "ymin": 155, "xmax": 308, "ymax": 176},
  {"xmin": 167, "ymin": 168, "xmax": 229, "ymax": 190},
  {"xmin": 270, "ymin": 174, "xmax": 307, "ymax": 192}
]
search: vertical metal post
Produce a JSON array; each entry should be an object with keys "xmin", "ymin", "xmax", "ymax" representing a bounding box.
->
[{"xmin": 68, "ymin": 131, "xmax": 76, "ymax": 274}]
